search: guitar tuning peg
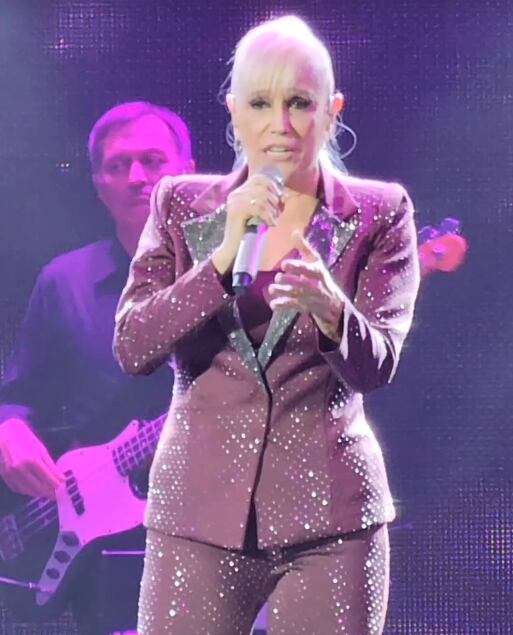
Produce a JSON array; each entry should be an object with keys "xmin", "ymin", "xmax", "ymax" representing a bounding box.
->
[
  {"xmin": 432, "ymin": 244, "xmax": 447, "ymax": 259},
  {"xmin": 439, "ymin": 217, "xmax": 462, "ymax": 235},
  {"xmin": 417, "ymin": 225, "xmax": 439, "ymax": 244}
]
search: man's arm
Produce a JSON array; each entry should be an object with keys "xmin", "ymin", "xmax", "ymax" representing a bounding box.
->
[{"xmin": 0, "ymin": 268, "xmax": 65, "ymax": 498}]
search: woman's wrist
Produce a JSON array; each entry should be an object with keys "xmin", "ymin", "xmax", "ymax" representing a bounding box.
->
[
  {"xmin": 212, "ymin": 246, "xmax": 235, "ymax": 276},
  {"xmin": 313, "ymin": 297, "xmax": 344, "ymax": 343}
]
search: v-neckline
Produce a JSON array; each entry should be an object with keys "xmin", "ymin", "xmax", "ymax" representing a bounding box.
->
[{"xmin": 260, "ymin": 199, "xmax": 322, "ymax": 272}]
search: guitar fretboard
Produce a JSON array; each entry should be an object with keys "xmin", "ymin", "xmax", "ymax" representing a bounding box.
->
[{"xmin": 112, "ymin": 414, "xmax": 167, "ymax": 476}]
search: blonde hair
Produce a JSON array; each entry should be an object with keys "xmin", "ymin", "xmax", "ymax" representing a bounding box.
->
[
  {"xmin": 230, "ymin": 16, "xmax": 335, "ymax": 101},
  {"xmin": 224, "ymin": 15, "xmax": 351, "ymax": 173}
]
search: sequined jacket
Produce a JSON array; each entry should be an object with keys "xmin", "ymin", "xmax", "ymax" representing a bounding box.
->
[{"xmin": 113, "ymin": 164, "xmax": 420, "ymax": 550}]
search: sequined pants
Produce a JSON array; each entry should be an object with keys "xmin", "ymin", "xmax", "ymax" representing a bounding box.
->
[{"xmin": 137, "ymin": 524, "xmax": 389, "ymax": 634}]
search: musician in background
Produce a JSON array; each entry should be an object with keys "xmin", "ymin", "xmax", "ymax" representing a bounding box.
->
[{"xmin": 0, "ymin": 101, "xmax": 194, "ymax": 634}]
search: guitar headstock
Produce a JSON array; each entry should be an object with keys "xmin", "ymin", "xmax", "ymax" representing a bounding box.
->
[{"xmin": 418, "ymin": 217, "xmax": 468, "ymax": 277}]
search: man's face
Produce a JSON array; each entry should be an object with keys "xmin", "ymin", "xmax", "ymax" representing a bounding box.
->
[{"xmin": 93, "ymin": 114, "xmax": 192, "ymax": 228}]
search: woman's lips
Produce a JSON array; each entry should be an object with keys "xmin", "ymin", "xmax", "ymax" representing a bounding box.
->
[{"xmin": 264, "ymin": 146, "xmax": 295, "ymax": 160}]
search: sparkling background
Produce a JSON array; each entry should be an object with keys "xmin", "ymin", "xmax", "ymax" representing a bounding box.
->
[{"xmin": 0, "ymin": 1, "xmax": 512, "ymax": 633}]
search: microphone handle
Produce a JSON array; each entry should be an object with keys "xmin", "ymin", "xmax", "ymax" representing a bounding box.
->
[
  {"xmin": 232, "ymin": 218, "xmax": 269, "ymax": 295},
  {"xmin": 232, "ymin": 166, "xmax": 284, "ymax": 295}
]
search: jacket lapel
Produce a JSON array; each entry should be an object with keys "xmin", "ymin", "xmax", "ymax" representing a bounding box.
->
[
  {"xmin": 181, "ymin": 170, "xmax": 243, "ymax": 265},
  {"xmin": 181, "ymin": 204, "xmax": 226, "ymax": 265},
  {"xmin": 180, "ymin": 164, "xmax": 360, "ymax": 380},
  {"xmin": 181, "ymin": 170, "xmax": 266, "ymax": 388},
  {"xmin": 258, "ymin": 166, "xmax": 358, "ymax": 371},
  {"xmin": 257, "ymin": 190, "xmax": 359, "ymax": 371}
]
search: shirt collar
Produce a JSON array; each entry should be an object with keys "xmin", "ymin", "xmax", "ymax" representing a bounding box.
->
[{"xmin": 92, "ymin": 237, "xmax": 131, "ymax": 287}]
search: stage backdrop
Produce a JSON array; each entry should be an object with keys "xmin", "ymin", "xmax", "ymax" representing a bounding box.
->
[{"xmin": 0, "ymin": 1, "xmax": 512, "ymax": 634}]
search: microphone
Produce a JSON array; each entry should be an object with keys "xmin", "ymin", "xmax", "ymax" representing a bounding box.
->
[{"xmin": 232, "ymin": 165, "xmax": 284, "ymax": 295}]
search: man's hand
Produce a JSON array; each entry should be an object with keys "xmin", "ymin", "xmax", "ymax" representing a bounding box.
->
[{"xmin": 0, "ymin": 419, "xmax": 65, "ymax": 499}]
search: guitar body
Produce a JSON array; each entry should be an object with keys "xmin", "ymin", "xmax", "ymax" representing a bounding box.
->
[
  {"xmin": 0, "ymin": 420, "xmax": 148, "ymax": 621},
  {"xmin": 0, "ymin": 487, "xmax": 60, "ymax": 621},
  {"xmin": 418, "ymin": 218, "xmax": 468, "ymax": 278}
]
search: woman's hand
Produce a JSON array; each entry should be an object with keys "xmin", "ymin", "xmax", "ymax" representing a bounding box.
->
[
  {"xmin": 268, "ymin": 231, "xmax": 345, "ymax": 342},
  {"xmin": 212, "ymin": 174, "xmax": 282, "ymax": 275}
]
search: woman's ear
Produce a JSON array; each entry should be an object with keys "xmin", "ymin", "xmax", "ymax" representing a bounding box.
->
[
  {"xmin": 326, "ymin": 92, "xmax": 345, "ymax": 140},
  {"xmin": 226, "ymin": 93, "xmax": 236, "ymax": 115},
  {"xmin": 330, "ymin": 92, "xmax": 345, "ymax": 116},
  {"xmin": 226, "ymin": 93, "xmax": 240, "ymax": 144}
]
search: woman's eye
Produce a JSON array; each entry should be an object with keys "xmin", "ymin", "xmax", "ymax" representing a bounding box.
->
[
  {"xmin": 250, "ymin": 99, "xmax": 269, "ymax": 109},
  {"xmin": 289, "ymin": 96, "xmax": 312, "ymax": 110}
]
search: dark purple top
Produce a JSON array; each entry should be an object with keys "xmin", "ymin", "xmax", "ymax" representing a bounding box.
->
[{"xmin": 236, "ymin": 271, "xmax": 276, "ymax": 349}]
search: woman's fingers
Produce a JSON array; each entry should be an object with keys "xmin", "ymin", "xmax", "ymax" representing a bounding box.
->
[
  {"xmin": 269, "ymin": 272, "xmax": 320, "ymax": 296},
  {"xmin": 280, "ymin": 260, "xmax": 323, "ymax": 280},
  {"xmin": 268, "ymin": 265, "xmax": 342, "ymax": 328},
  {"xmin": 292, "ymin": 230, "xmax": 319, "ymax": 263}
]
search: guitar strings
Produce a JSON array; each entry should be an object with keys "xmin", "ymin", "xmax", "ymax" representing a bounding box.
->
[{"xmin": 2, "ymin": 423, "xmax": 164, "ymax": 547}]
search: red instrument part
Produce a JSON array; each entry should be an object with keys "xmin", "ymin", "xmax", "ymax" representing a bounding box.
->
[{"xmin": 418, "ymin": 221, "xmax": 468, "ymax": 277}]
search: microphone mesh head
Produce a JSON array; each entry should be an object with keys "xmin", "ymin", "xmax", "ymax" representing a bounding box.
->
[{"xmin": 260, "ymin": 165, "xmax": 284, "ymax": 191}]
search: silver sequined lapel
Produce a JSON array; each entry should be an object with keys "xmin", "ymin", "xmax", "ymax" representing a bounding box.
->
[
  {"xmin": 181, "ymin": 207, "xmax": 266, "ymax": 388},
  {"xmin": 180, "ymin": 204, "xmax": 357, "ymax": 385},
  {"xmin": 257, "ymin": 206, "xmax": 357, "ymax": 371}
]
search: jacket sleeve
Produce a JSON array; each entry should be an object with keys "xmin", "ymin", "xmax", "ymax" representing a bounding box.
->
[
  {"xmin": 318, "ymin": 183, "xmax": 420, "ymax": 393},
  {"xmin": 113, "ymin": 177, "xmax": 232, "ymax": 376}
]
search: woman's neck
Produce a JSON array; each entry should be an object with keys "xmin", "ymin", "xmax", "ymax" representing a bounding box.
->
[
  {"xmin": 284, "ymin": 165, "xmax": 320, "ymax": 198},
  {"xmin": 275, "ymin": 191, "xmax": 318, "ymax": 231}
]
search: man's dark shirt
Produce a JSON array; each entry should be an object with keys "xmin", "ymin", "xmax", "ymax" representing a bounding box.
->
[{"xmin": 0, "ymin": 238, "xmax": 172, "ymax": 453}]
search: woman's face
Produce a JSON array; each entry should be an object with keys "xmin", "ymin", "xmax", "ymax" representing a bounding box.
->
[{"xmin": 228, "ymin": 56, "xmax": 339, "ymax": 191}]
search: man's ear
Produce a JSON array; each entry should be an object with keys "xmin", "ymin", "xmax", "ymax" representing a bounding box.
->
[
  {"xmin": 92, "ymin": 172, "xmax": 101, "ymax": 194},
  {"xmin": 92, "ymin": 172, "xmax": 106, "ymax": 205}
]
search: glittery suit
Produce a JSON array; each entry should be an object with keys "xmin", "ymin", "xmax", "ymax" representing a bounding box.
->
[{"xmin": 114, "ymin": 164, "xmax": 420, "ymax": 633}]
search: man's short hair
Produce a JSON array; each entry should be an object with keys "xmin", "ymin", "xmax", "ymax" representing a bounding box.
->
[{"xmin": 88, "ymin": 101, "xmax": 192, "ymax": 174}]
